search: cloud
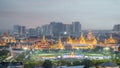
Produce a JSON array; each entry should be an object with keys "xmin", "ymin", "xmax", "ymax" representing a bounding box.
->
[{"xmin": 0, "ymin": 0, "xmax": 120, "ymax": 30}]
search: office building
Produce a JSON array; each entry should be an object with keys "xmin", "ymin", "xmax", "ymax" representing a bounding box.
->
[
  {"xmin": 13, "ymin": 25, "xmax": 26, "ymax": 36},
  {"xmin": 72, "ymin": 22, "xmax": 81, "ymax": 36},
  {"xmin": 28, "ymin": 28, "xmax": 37, "ymax": 36},
  {"xmin": 113, "ymin": 24, "xmax": 120, "ymax": 32}
]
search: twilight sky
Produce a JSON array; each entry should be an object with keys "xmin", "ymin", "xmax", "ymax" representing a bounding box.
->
[{"xmin": 0, "ymin": 0, "xmax": 120, "ymax": 30}]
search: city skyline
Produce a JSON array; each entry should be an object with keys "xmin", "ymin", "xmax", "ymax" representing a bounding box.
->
[{"xmin": 0, "ymin": 0, "xmax": 120, "ymax": 30}]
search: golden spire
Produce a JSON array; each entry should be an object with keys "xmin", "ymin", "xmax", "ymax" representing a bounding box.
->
[
  {"xmin": 87, "ymin": 30, "xmax": 93, "ymax": 40},
  {"xmin": 42, "ymin": 35, "xmax": 46, "ymax": 43},
  {"xmin": 57, "ymin": 38, "xmax": 64, "ymax": 49},
  {"xmin": 80, "ymin": 34, "xmax": 86, "ymax": 44},
  {"xmin": 109, "ymin": 34, "xmax": 114, "ymax": 40},
  {"xmin": 109, "ymin": 34, "xmax": 116, "ymax": 43},
  {"xmin": 50, "ymin": 41, "xmax": 55, "ymax": 49},
  {"xmin": 67, "ymin": 36, "xmax": 72, "ymax": 44},
  {"xmin": 93, "ymin": 37, "xmax": 97, "ymax": 44}
]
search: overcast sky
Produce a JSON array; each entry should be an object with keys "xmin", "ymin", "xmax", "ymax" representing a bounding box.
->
[{"xmin": 0, "ymin": 0, "xmax": 120, "ymax": 30}]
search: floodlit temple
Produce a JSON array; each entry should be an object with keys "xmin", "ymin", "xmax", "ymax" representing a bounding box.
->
[
  {"xmin": 104, "ymin": 34, "xmax": 117, "ymax": 44},
  {"xmin": 49, "ymin": 38, "xmax": 64, "ymax": 50},
  {"xmin": 0, "ymin": 32, "xmax": 16, "ymax": 46},
  {"xmin": 0, "ymin": 31, "xmax": 118, "ymax": 50},
  {"xmin": 65, "ymin": 30, "xmax": 97, "ymax": 49},
  {"xmin": 34, "ymin": 36, "xmax": 49, "ymax": 50},
  {"xmin": 101, "ymin": 34, "xmax": 118, "ymax": 51}
]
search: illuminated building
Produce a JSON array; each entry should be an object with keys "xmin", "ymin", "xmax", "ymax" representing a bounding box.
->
[
  {"xmin": 67, "ymin": 36, "xmax": 73, "ymax": 44},
  {"xmin": 104, "ymin": 34, "xmax": 116, "ymax": 44},
  {"xmin": 102, "ymin": 34, "xmax": 118, "ymax": 50},
  {"xmin": 0, "ymin": 32, "xmax": 16, "ymax": 46},
  {"xmin": 34, "ymin": 36, "xmax": 49, "ymax": 50},
  {"xmin": 49, "ymin": 39, "xmax": 57, "ymax": 49},
  {"xmin": 50, "ymin": 41, "xmax": 56, "ymax": 49},
  {"xmin": 57, "ymin": 38, "xmax": 64, "ymax": 49},
  {"xmin": 65, "ymin": 30, "xmax": 97, "ymax": 49}
]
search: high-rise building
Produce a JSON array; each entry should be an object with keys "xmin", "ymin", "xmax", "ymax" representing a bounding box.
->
[
  {"xmin": 49, "ymin": 22, "xmax": 64, "ymax": 36},
  {"xmin": 36, "ymin": 27, "xmax": 42, "ymax": 36},
  {"xmin": 40, "ymin": 21, "xmax": 82, "ymax": 37},
  {"xmin": 41, "ymin": 24, "xmax": 51, "ymax": 35},
  {"xmin": 13, "ymin": 25, "xmax": 26, "ymax": 36},
  {"xmin": 13, "ymin": 25, "xmax": 20, "ymax": 35},
  {"xmin": 72, "ymin": 22, "xmax": 81, "ymax": 36},
  {"xmin": 113, "ymin": 24, "xmax": 120, "ymax": 32},
  {"xmin": 28, "ymin": 28, "xmax": 37, "ymax": 36},
  {"xmin": 63, "ymin": 24, "xmax": 73, "ymax": 35},
  {"xmin": 21, "ymin": 26, "xmax": 26, "ymax": 35}
]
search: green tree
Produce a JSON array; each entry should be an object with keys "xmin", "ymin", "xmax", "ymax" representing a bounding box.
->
[
  {"xmin": 0, "ymin": 50, "xmax": 9, "ymax": 62},
  {"xmin": 82, "ymin": 59, "xmax": 93, "ymax": 68},
  {"xmin": 73, "ymin": 60, "xmax": 81, "ymax": 66},
  {"xmin": 42, "ymin": 60, "xmax": 53, "ymax": 68}
]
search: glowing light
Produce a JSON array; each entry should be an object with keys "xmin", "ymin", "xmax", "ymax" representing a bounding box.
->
[
  {"xmin": 23, "ymin": 47, "xmax": 27, "ymax": 50},
  {"xmin": 64, "ymin": 32, "xmax": 67, "ymax": 35},
  {"xmin": 104, "ymin": 47, "xmax": 110, "ymax": 51}
]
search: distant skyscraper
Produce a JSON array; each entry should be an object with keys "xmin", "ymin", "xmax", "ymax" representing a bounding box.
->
[
  {"xmin": 63, "ymin": 24, "xmax": 73, "ymax": 35},
  {"xmin": 21, "ymin": 26, "xmax": 26, "ymax": 35},
  {"xmin": 39, "ymin": 21, "xmax": 82, "ymax": 37},
  {"xmin": 72, "ymin": 22, "xmax": 81, "ymax": 36},
  {"xmin": 13, "ymin": 25, "xmax": 20, "ymax": 35},
  {"xmin": 41, "ymin": 24, "xmax": 51, "ymax": 35},
  {"xmin": 28, "ymin": 28, "xmax": 37, "ymax": 36},
  {"xmin": 49, "ymin": 22, "xmax": 64, "ymax": 36},
  {"xmin": 113, "ymin": 24, "xmax": 120, "ymax": 32},
  {"xmin": 36, "ymin": 27, "xmax": 42, "ymax": 36},
  {"xmin": 13, "ymin": 25, "xmax": 26, "ymax": 36}
]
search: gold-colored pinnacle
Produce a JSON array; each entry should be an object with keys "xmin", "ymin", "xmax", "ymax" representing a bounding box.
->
[
  {"xmin": 58, "ymin": 38, "xmax": 64, "ymax": 49},
  {"xmin": 68, "ymin": 36, "xmax": 72, "ymax": 44},
  {"xmin": 42, "ymin": 35, "xmax": 46, "ymax": 43},
  {"xmin": 80, "ymin": 34, "xmax": 86, "ymax": 44},
  {"xmin": 109, "ymin": 34, "xmax": 115, "ymax": 43},
  {"xmin": 110, "ymin": 34, "xmax": 113, "ymax": 40},
  {"xmin": 87, "ymin": 30, "xmax": 93, "ymax": 40},
  {"xmin": 93, "ymin": 37, "xmax": 97, "ymax": 44}
]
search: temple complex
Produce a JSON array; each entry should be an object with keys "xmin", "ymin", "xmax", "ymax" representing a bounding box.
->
[
  {"xmin": 104, "ymin": 34, "xmax": 117, "ymax": 44},
  {"xmin": 0, "ymin": 30, "xmax": 118, "ymax": 50},
  {"xmin": 65, "ymin": 30, "xmax": 97, "ymax": 49},
  {"xmin": 102, "ymin": 34, "xmax": 118, "ymax": 50},
  {"xmin": 0, "ymin": 32, "xmax": 16, "ymax": 46},
  {"xmin": 34, "ymin": 36, "xmax": 49, "ymax": 50}
]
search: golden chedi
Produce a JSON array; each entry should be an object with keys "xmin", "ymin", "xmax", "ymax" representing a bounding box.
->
[{"xmin": 57, "ymin": 38, "xmax": 64, "ymax": 49}]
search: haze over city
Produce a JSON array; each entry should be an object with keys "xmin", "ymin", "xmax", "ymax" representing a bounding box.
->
[{"xmin": 0, "ymin": 0, "xmax": 120, "ymax": 30}]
